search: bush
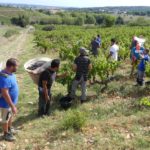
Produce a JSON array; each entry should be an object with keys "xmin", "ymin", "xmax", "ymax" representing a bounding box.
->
[
  {"xmin": 42, "ymin": 25, "xmax": 55, "ymax": 31},
  {"xmin": 39, "ymin": 16, "xmax": 62, "ymax": 25},
  {"xmin": 48, "ymin": 16, "xmax": 62, "ymax": 24},
  {"xmin": 75, "ymin": 16, "xmax": 85, "ymax": 26},
  {"xmin": 95, "ymin": 15, "xmax": 105, "ymax": 25},
  {"xmin": 61, "ymin": 110, "xmax": 86, "ymax": 131},
  {"xmin": 85, "ymin": 15, "xmax": 96, "ymax": 24},
  {"xmin": 128, "ymin": 17, "xmax": 150, "ymax": 26},
  {"xmin": 11, "ymin": 15, "xmax": 29, "ymax": 27},
  {"xmin": 62, "ymin": 17, "xmax": 75, "ymax": 25},
  {"xmin": 104, "ymin": 15, "xmax": 116, "ymax": 27},
  {"xmin": 115, "ymin": 16, "xmax": 124, "ymax": 25},
  {"xmin": 4, "ymin": 29, "xmax": 19, "ymax": 38},
  {"xmin": 139, "ymin": 97, "xmax": 150, "ymax": 107}
]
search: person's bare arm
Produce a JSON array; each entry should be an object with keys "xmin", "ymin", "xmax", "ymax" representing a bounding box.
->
[
  {"xmin": 1, "ymin": 89, "xmax": 17, "ymax": 114},
  {"xmin": 42, "ymin": 81, "xmax": 49, "ymax": 102},
  {"xmin": 88, "ymin": 64, "xmax": 92, "ymax": 71},
  {"xmin": 72, "ymin": 64, "xmax": 77, "ymax": 72},
  {"xmin": 56, "ymin": 72, "xmax": 68, "ymax": 78},
  {"xmin": 139, "ymin": 54, "xmax": 144, "ymax": 59}
]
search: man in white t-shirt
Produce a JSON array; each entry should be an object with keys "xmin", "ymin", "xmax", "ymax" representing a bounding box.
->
[{"xmin": 109, "ymin": 39, "xmax": 119, "ymax": 61}]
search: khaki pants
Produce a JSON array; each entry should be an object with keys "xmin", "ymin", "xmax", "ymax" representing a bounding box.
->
[{"xmin": 0, "ymin": 108, "xmax": 12, "ymax": 123}]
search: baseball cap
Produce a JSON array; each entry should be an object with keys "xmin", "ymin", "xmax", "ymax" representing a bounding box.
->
[{"xmin": 80, "ymin": 47, "xmax": 89, "ymax": 55}]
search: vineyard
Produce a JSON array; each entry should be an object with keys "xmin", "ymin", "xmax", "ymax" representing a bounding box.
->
[
  {"xmin": 30, "ymin": 25, "xmax": 150, "ymax": 149},
  {"xmin": 34, "ymin": 25, "xmax": 150, "ymax": 91},
  {"xmin": 0, "ymin": 24, "xmax": 150, "ymax": 149}
]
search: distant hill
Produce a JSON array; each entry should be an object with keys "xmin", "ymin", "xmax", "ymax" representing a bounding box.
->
[
  {"xmin": 0, "ymin": 6, "xmax": 50, "ymax": 24},
  {"xmin": 77, "ymin": 6, "xmax": 150, "ymax": 12},
  {"xmin": 0, "ymin": 3, "xmax": 149, "ymax": 13}
]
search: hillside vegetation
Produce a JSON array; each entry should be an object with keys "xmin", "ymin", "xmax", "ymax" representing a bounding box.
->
[
  {"xmin": 1, "ymin": 6, "xmax": 150, "ymax": 27},
  {"xmin": 0, "ymin": 6, "xmax": 49, "ymax": 25}
]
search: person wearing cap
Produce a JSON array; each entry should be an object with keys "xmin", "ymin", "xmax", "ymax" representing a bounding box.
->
[
  {"xmin": 0, "ymin": 58, "xmax": 19, "ymax": 142},
  {"xmin": 70, "ymin": 47, "xmax": 92, "ymax": 103}
]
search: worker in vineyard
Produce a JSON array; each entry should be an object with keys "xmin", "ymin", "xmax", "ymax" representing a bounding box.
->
[
  {"xmin": 0, "ymin": 58, "xmax": 19, "ymax": 142},
  {"xmin": 38, "ymin": 59, "xmax": 67, "ymax": 116},
  {"xmin": 70, "ymin": 47, "xmax": 92, "ymax": 104},
  {"xmin": 96, "ymin": 34, "xmax": 102, "ymax": 46},
  {"xmin": 130, "ymin": 40, "xmax": 145, "ymax": 77},
  {"xmin": 136, "ymin": 49, "xmax": 150, "ymax": 86},
  {"xmin": 91, "ymin": 37, "xmax": 100, "ymax": 57},
  {"xmin": 108, "ymin": 38, "xmax": 119, "ymax": 61}
]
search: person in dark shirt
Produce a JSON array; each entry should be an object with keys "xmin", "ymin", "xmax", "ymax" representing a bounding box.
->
[
  {"xmin": 38, "ymin": 59, "xmax": 66, "ymax": 116},
  {"xmin": 91, "ymin": 37, "xmax": 100, "ymax": 57},
  {"xmin": 70, "ymin": 47, "xmax": 92, "ymax": 103}
]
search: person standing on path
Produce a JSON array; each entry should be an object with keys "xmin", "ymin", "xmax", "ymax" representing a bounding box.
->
[
  {"xmin": 70, "ymin": 47, "xmax": 92, "ymax": 103},
  {"xmin": 0, "ymin": 58, "xmax": 19, "ymax": 142}
]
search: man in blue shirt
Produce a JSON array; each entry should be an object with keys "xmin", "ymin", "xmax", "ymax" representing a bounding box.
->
[
  {"xmin": 130, "ymin": 41, "xmax": 145, "ymax": 77},
  {"xmin": 0, "ymin": 58, "xmax": 19, "ymax": 141},
  {"xmin": 137, "ymin": 49, "xmax": 150, "ymax": 86},
  {"xmin": 91, "ymin": 37, "xmax": 100, "ymax": 57},
  {"xmin": 96, "ymin": 34, "xmax": 101, "ymax": 46}
]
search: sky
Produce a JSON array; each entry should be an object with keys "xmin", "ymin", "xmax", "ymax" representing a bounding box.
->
[{"xmin": 0, "ymin": 0, "xmax": 150, "ymax": 8}]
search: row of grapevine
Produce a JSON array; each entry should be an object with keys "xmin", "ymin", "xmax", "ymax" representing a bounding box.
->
[{"xmin": 34, "ymin": 25, "xmax": 150, "ymax": 90}]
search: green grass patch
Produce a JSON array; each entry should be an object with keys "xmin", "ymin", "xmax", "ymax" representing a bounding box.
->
[
  {"xmin": 60, "ymin": 109, "xmax": 87, "ymax": 131},
  {"xmin": 4, "ymin": 29, "xmax": 19, "ymax": 38}
]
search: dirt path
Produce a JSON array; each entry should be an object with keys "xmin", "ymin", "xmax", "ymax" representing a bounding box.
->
[
  {"xmin": 0, "ymin": 27, "xmax": 31, "ymax": 63},
  {"xmin": 0, "ymin": 27, "xmax": 33, "ymax": 149}
]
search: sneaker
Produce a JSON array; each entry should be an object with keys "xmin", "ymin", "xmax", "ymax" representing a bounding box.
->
[
  {"xmin": 4, "ymin": 133, "xmax": 16, "ymax": 142},
  {"xmin": 8, "ymin": 127, "xmax": 18, "ymax": 135}
]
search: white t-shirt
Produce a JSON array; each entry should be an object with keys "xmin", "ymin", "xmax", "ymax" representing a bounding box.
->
[{"xmin": 110, "ymin": 44, "xmax": 119, "ymax": 61}]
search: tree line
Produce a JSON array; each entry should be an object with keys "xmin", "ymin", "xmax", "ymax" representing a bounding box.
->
[{"xmin": 10, "ymin": 10, "xmax": 150, "ymax": 28}]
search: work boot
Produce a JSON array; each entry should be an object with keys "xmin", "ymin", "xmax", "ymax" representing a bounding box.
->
[{"xmin": 4, "ymin": 132, "xmax": 16, "ymax": 142}]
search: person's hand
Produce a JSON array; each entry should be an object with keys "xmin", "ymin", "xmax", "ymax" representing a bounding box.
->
[
  {"xmin": 11, "ymin": 105, "xmax": 17, "ymax": 115},
  {"xmin": 46, "ymin": 96, "xmax": 50, "ymax": 103}
]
